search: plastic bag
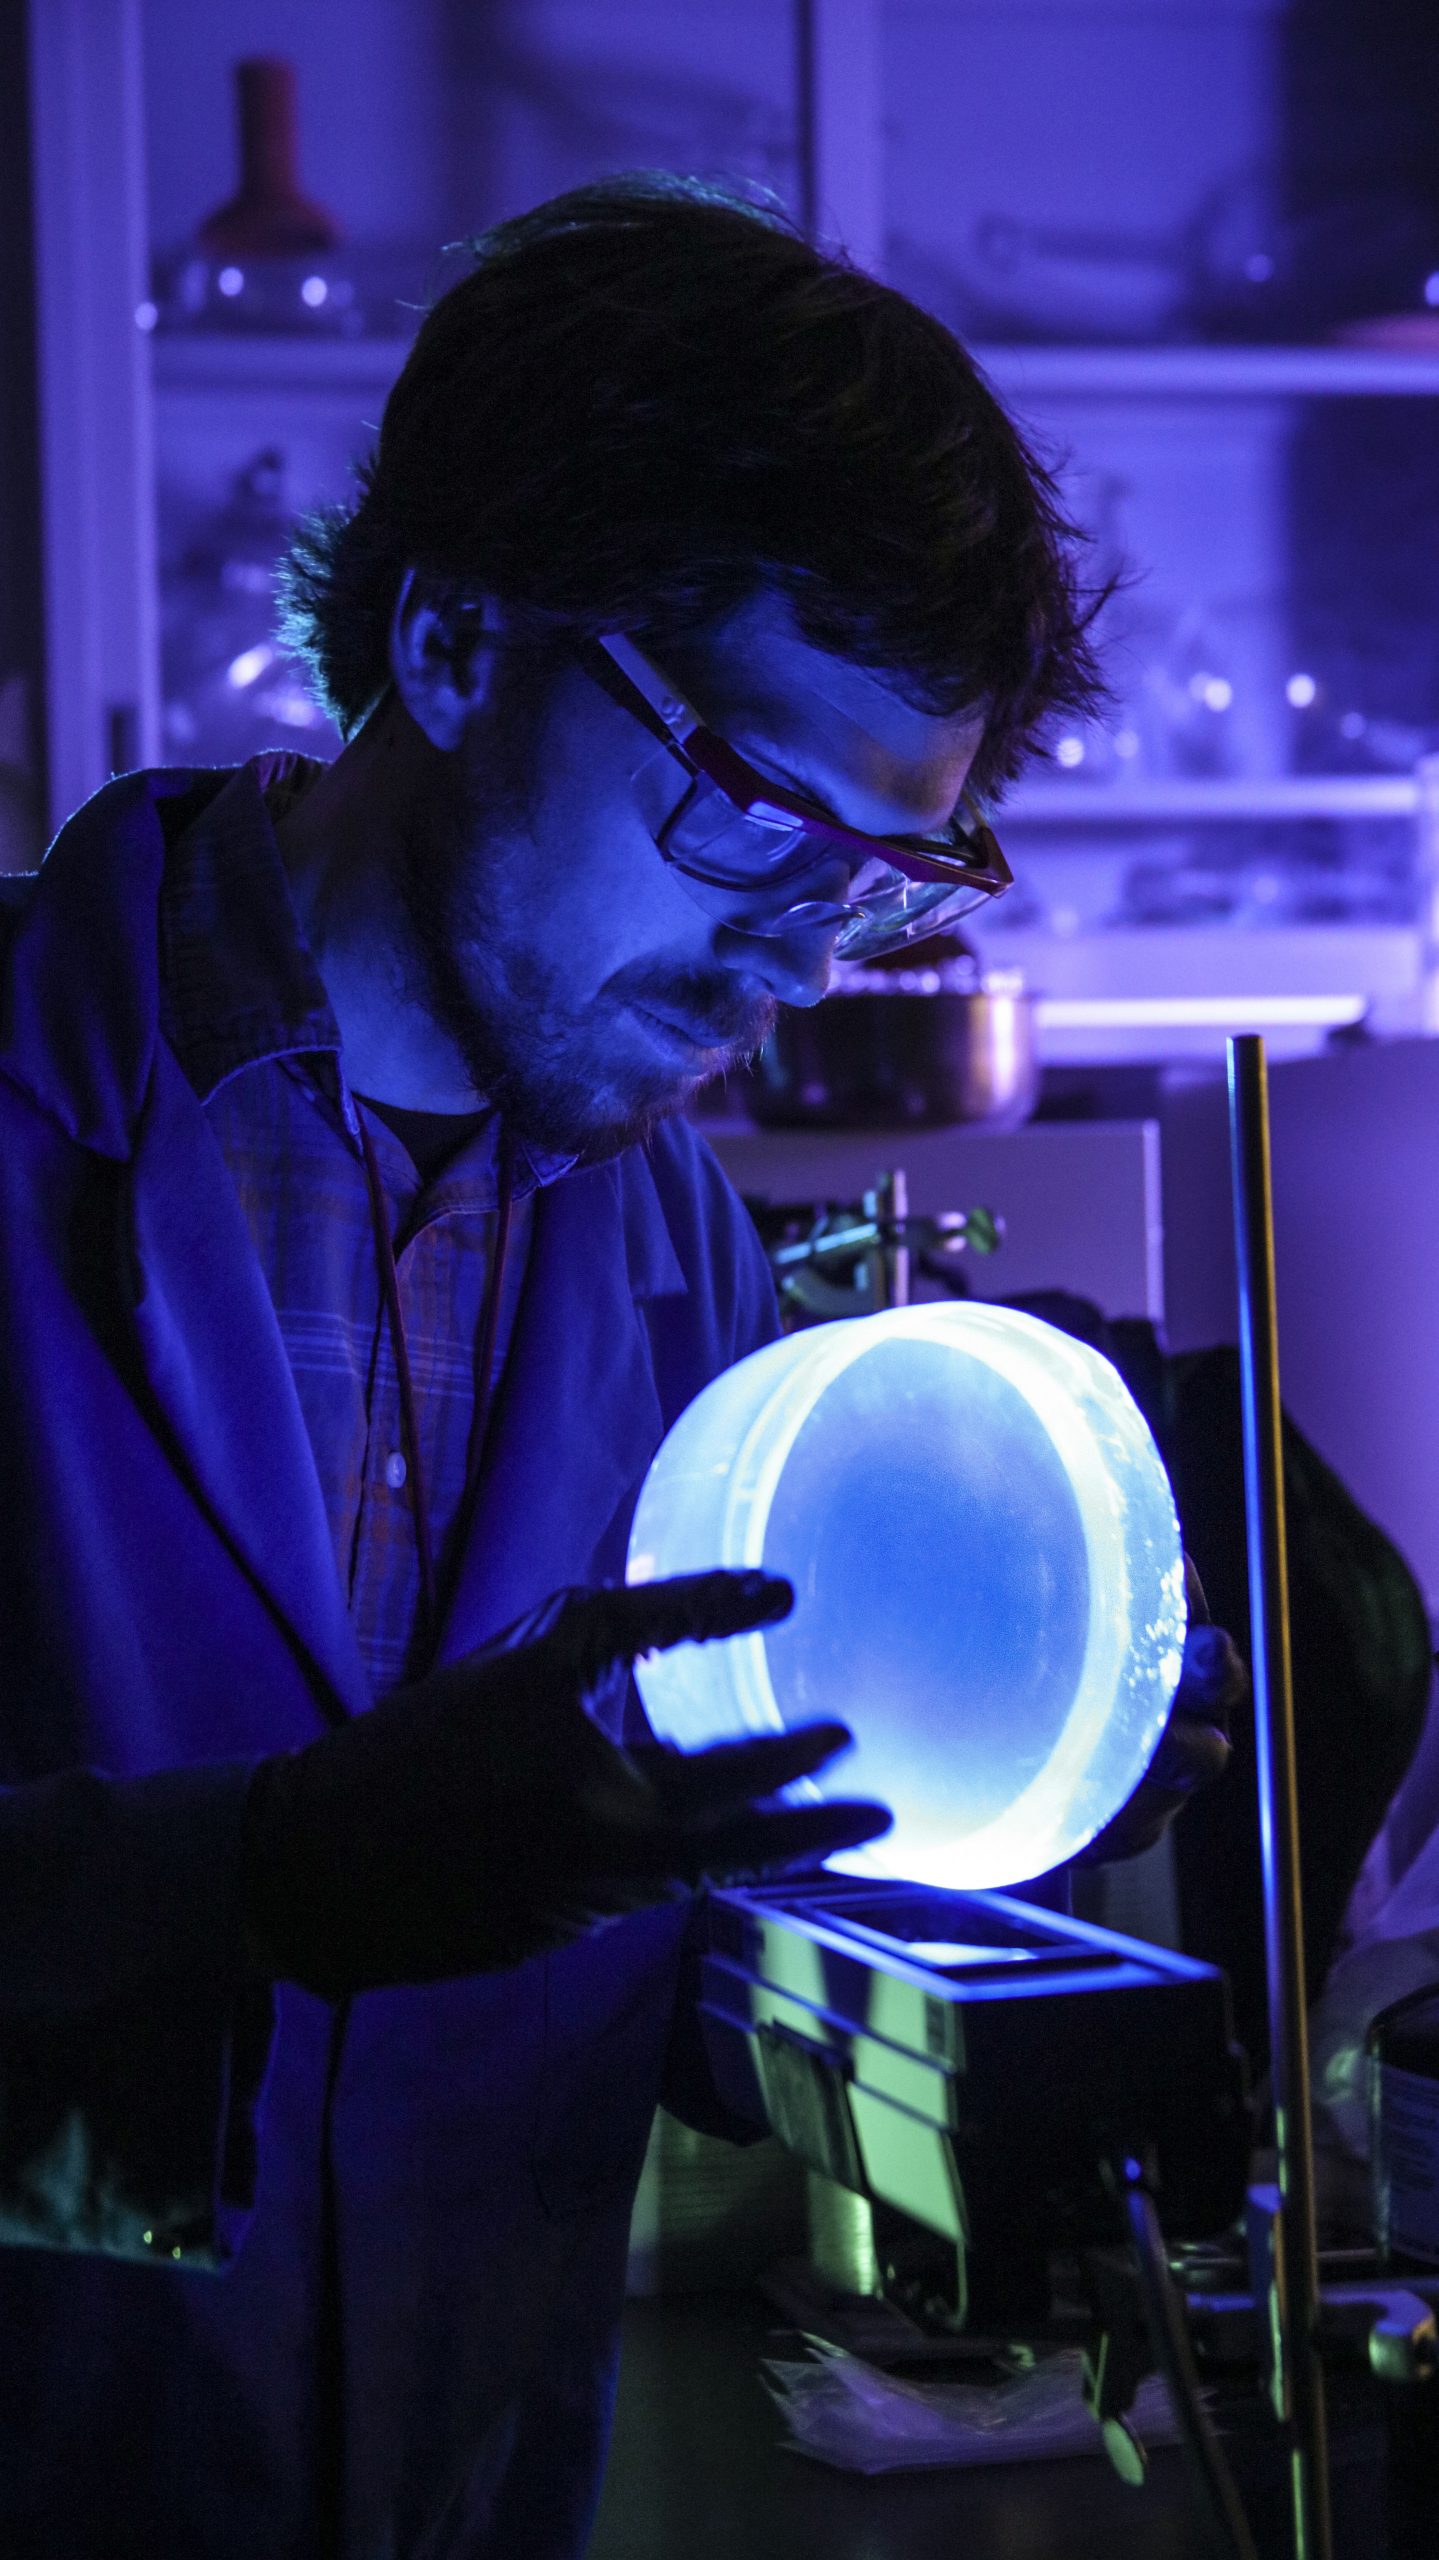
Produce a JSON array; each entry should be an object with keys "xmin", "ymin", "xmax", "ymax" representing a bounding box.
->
[{"xmin": 762, "ymin": 2337, "xmax": 1184, "ymax": 2474}]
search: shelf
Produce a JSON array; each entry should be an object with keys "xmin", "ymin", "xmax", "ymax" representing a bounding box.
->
[
  {"xmin": 149, "ymin": 335, "xmax": 1439, "ymax": 406},
  {"xmin": 967, "ymin": 922, "xmax": 1426, "ymax": 1061},
  {"xmin": 975, "ymin": 343, "xmax": 1439, "ymax": 399},
  {"xmin": 1002, "ymin": 775, "xmax": 1427, "ymax": 824},
  {"xmin": 152, "ymin": 333, "xmax": 413, "ymax": 396}
]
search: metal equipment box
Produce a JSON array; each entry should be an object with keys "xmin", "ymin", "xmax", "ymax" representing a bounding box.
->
[{"xmin": 702, "ymin": 1875, "xmax": 1250, "ymax": 2314}]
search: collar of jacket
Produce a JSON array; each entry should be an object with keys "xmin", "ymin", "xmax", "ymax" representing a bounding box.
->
[
  {"xmin": 0, "ymin": 768, "xmax": 226, "ymax": 1158},
  {"xmin": 0, "ymin": 767, "xmax": 693, "ymax": 1708}
]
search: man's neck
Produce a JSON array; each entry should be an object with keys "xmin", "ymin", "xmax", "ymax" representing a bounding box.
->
[{"xmin": 271, "ymin": 705, "xmax": 480, "ymax": 1111}]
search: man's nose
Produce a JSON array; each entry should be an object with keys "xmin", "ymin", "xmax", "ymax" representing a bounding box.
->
[{"xmin": 716, "ymin": 921, "xmax": 839, "ymax": 1010}]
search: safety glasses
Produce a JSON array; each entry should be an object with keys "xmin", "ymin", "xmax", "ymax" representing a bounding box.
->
[{"xmin": 577, "ymin": 631, "xmax": 1012, "ymax": 962}]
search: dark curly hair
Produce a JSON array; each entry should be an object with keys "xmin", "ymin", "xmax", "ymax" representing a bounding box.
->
[{"xmin": 280, "ymin": 173, "xmax": 1107, "ymax": 796}]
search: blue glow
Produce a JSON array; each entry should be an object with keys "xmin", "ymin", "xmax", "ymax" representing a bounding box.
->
[{"xmin": 628, "ymin": 1305, "xmax": 1186, "ymax": 1889}]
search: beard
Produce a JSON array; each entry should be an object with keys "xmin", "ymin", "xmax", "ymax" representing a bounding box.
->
[{"xmin": 394, "ymin": 703, "xmax": 776, "ymax": 1162}]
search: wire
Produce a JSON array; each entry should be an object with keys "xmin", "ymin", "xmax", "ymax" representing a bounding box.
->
[{"xmin": 1120, "ymin": 2158, "xmax": 1260, "ymax": 2560}]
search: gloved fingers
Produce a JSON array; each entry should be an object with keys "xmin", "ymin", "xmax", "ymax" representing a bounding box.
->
[
  {"xmin": 1145, "ymin": 1712, "xmax": 1233, "ymax": 1797},
  {"xmin": 1183, "ymin": 1554, "xmax": 1211, "ymax": 1625},
  {"xmin": 625, "ymin": 1720, "xmax": 855, "ymax": 1823},
  {"xmin": 1074, "ymin": 1785, "xmax": 1185, "ymax": 1867},
  {"xmin": 1173, "ymin": 1621, "xmax": 1248, "ymax": 1731},
  {"xmin": 544, "ymin": 1571, "xmax": 795, "ymax": 1688},
  {"xmin": 654, "ymin": 1794, "xmax": 893, "ymax": 1887},
  {"xmin": 466, "ymin": 1571, "xmax": 795, "ymax": 1680}
]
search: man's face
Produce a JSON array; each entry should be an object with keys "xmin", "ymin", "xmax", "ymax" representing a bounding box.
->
[{"xmin": 397, "ymin": 589, "xmax": 986, "ymax": 1160}]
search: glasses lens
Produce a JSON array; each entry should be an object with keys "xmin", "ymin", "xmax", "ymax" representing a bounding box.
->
[
  {"xmin": 657, "ymin": 769, "xmax": 1006, "ymax": 955},
  {"xmin": 663, "ymin": 775, "xmax": 831, "ymax": 887},
  {"xmin": 833, "ymin": 875, "xmax": 993, "ymax": 960}
]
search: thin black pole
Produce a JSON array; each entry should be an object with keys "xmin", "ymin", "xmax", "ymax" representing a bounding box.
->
[{"xmin": 1226, "ymin": 1034, "xmax": 1332, "ymax": 2560}]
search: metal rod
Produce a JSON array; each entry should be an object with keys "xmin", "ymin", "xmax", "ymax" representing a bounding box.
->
[
  {"xmin": 854, "ymin": 1171, "xmax": 911, "ymax": 1309},
  {"xmin": 1226, "ymin": 1035, "xmax": 1333, "ymax": 2560}
]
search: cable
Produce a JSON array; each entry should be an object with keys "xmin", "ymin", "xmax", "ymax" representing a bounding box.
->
[{"xmin": 1120, "ymin": 2158, "xmax": 1260, "ymax": 2560}]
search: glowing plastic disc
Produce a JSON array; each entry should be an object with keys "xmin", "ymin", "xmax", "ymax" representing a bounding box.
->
[{"xmin": 626, "ymin": 1303, "xmax": 1186, "ymax": 1888}]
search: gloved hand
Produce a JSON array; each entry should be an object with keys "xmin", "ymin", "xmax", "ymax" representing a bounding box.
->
[
  {"xmin": 239, "ymin": 1570, "xmax": 889, "ymax": 1996},
  {"xmin": 1074, "ymin": 1559, "xmax": 1246, "ymax": 1867}
]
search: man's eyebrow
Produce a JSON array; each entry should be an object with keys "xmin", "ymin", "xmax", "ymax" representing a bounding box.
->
[
  {"xmin": 730, "ymin": 735, "xmax": 818, "ymax": 795},
  {"xmin": 729, "ymin": 733, "xmax": 851, "ymax": 822},
  {"xmin": 737, "ymin": 734, "xmax": 964, "ymax": 841}
]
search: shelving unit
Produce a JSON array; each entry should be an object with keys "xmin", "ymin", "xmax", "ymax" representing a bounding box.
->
[
  {"xmin": 1004, "ymin": 774, "xmax": 1430, "ymax": 823},
  {"xmin": 151, "ymin": 332, "xmax": 412, "ymax": 395},
  {"xmin": 149, "ymin": 332, "xmax": 1439, "ymax": 404},
  {"xmin": 976, "ymin": 342, "xmax": 1439, "ymax": 401},
  {"xmin": 960, "ymin": 340, "xmax": 1439, "ymax": 1057}
]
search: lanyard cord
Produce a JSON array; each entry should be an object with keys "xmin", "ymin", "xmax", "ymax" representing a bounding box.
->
[{"xmin": 356, "ymin": 1109, "xmax": 516, "ymax": 1663}]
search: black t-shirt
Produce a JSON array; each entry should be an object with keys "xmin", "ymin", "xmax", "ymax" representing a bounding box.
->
[{"xmin": 355, "ymin": 1094, "xmax": 490, "ymax": 1185}]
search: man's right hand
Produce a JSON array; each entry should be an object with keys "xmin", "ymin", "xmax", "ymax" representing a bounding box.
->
[{"xmin": 239, "ymin": 1571, "xmax": 890, "ymax": 1997}]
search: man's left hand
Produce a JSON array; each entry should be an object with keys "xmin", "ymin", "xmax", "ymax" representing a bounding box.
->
[{"xmin": 1074, "ymin": 1561, "xmax": 1247, "ymax": 1867}]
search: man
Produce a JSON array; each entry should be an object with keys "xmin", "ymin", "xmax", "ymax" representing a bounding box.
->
[{"xmin": 0, "ymin": 176, "xmax": 1233, "ymax": 2555}]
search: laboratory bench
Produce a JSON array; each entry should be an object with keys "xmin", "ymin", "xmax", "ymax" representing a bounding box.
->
[{"xmin": 588, "ymin": 2293, "xmax": 1409, "ymax": 2560}]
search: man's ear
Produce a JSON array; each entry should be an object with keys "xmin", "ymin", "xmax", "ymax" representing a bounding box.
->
[{"xmin": 389, "ymin": 571, "xmax": 503, "ymax": 750}]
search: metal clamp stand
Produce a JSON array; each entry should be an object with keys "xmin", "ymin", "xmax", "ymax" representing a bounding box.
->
[
  {"xmin": 1079, "ymin": 1040, "xmax": 1438, "ymax": 2556},
  {"xmin": 761, "ymin": 1168, "xmax": 1003, "ymax": 1324}
]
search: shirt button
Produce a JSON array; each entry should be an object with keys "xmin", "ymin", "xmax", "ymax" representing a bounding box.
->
[{"xmin": 385, "ymin": 1450, "xmax": 408, "ymax": 1490}]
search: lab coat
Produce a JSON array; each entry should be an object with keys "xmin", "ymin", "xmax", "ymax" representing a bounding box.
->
[{"xmin": 0, "ymin": 768, "xmax": 778, "ymax": 2557}]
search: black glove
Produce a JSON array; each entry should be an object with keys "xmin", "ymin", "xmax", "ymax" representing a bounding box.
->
[
  {"xmin": 239, "ymin": 1570, "xmax": 890, "ymax": 1996},
  {"xmin": 1075, "ymin": 1559, "xmax": 1246, "ymax": 1867}
]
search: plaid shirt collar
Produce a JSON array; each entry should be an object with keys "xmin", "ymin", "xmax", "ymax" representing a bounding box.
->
[{"xmin": 157, "ymin": 754, "xmax": 575, "ymax": 1194}]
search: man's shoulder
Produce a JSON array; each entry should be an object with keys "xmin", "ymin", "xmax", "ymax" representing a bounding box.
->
[{"xmin": 0, "ymin": 770, "xmax": 239, "ymax": 1156}]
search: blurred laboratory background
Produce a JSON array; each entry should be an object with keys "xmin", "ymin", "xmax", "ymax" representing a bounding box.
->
[{"xmin": 10, "ymin": 13, "xmax": 1439, "ymax": 2549}]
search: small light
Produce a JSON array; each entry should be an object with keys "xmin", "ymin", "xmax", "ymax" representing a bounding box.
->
[
  {"xmin": 267, "ymin": 686, "xmax": 326, "ymax": 729},
  {"xmin": 1340, "ymin": 710, "xmax": 1366, "ymax": 740},
  {"xmin": 1425, "ymin": 273, "xmax": 1439, "ymax": 310},
  {"xmin": 1286, "ymin": 672, "xmax": 1318, "ymax": 709},
  {"xmin": 142, "ymin": 2230, "xmax": 153, "ymax": 2246},
  {"xmin": 1244, "ymin": 252, "xmax": 1274, "ymax": 285},
  {"xmin": 300, "ymin": 274, "xmax": 328, "ymax": 309},
  {"xmin": 134, "ymin": 299, "xmax": 158, "ymax": 333},
  {"xmin": 1055, "ymin": 735, "xmax": 1085, "ymax": 768},
  {"xmin": 1199, "ymin": 676, "xmax": 1233, "ymax": 714},
  {"xmin": 217, "ymin": 266, "xmax": 244, "ymax": 298},
  {"xmin": 1113, "ymin": 728, "xmax": 1140, "ymax": 759},
  {"xmin": 226, "ymin": 643, "xmax": 274, "ymax": 690}
]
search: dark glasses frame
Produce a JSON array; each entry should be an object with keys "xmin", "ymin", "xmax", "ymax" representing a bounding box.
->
[{"xmin": 577, "ymin": 631, "xmax": 1013, "ymax": 910}]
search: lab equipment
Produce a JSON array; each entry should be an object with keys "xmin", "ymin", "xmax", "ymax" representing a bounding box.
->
[{"xmin": 627, "ymin": 1300, "xmax": 1187, "ymax": 1888}]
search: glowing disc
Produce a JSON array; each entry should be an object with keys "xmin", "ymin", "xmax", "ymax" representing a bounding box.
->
[{"xmin": 626, "ymin": 1303, "xmax": 1186, "ymax": 1888}]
